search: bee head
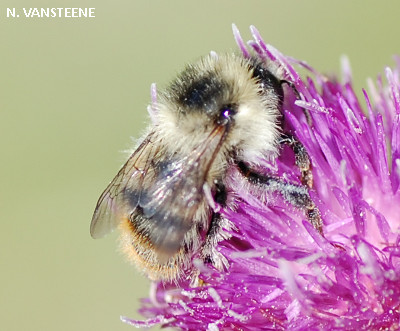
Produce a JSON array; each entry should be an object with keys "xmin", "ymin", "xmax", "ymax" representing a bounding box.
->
[{"xmin": 158, "ymin": 54, "xmax": 283, "ymax": 161}]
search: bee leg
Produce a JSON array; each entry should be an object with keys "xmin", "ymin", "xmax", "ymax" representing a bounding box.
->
[
  {"xmin": 237, "ymin": 161, "xmax": 323, "ymax": 235},
  {"xmin": 279, "ymin": 134, "xmax": 313, "ymax": 189},
  {"xmin": 201, "ymin": 181, "xmax": 230, "ymax": 270},
  {"xmin": 191, "ymin": 182, "xmax": 230, "ymax": 286},
  {"xmin": 279, "ymin": 80, "xmax": 314, "ymax": 188},
  {"xmin": 280, "ymin": 79, "xmax": 312, "ymax": 126}
]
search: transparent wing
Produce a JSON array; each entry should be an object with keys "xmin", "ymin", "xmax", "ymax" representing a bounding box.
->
[
  {"xmin": 90, "ymin": 124, "xmax": 228, "ymax": 261},
  {"xmin": 90, "ymin": 131, "xmax": 160, "ymax": 238},
  {"xmin": 137, "ymin": 125, "xmax": 228, "ymax": 259}
]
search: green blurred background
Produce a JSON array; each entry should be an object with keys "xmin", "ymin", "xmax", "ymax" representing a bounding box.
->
[{"xmin": 0, "ymin": 1, "xmax": 399, "ymax": 330}]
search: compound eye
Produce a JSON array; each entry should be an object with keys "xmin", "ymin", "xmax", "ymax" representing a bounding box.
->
[{"xmin": 217, "ymin": 104, "xmax": 237, "ymax": 126}]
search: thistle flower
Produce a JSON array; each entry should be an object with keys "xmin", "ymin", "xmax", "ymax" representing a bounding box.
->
[{"xmin": 122, "ymin": 25, "xmax": 400, "ymax": 330}]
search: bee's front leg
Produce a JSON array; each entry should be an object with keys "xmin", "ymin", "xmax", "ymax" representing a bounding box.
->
[{"xmin": 279, "ymin": 134, "xmax": 313, "ymax": 189}]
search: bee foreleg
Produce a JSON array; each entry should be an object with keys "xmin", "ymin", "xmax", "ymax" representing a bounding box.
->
[
  {"xmin": 280, "ymin": 79, "xmax": 312, "ymax": 126},
  {"xmin": 279, "ymin": 134, "xmax": 313, "ymax": 189}
]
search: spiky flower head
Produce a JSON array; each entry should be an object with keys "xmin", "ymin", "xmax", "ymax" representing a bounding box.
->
[{"xmin": 123, "ymin": 25, "xmax": 400, "ymax": 330}]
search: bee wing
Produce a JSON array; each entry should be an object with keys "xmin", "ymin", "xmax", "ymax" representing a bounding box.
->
[
  {"xmin": 90, "ymin": 131, "xmax": 160, "ymax": 238},
  {"xmin": 136, "ymin": 125, "xmax": 228, "ymax": 261},
  {"xmin": 91, "ymin": 124, "xmax": 228, "ymax": 263}
]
